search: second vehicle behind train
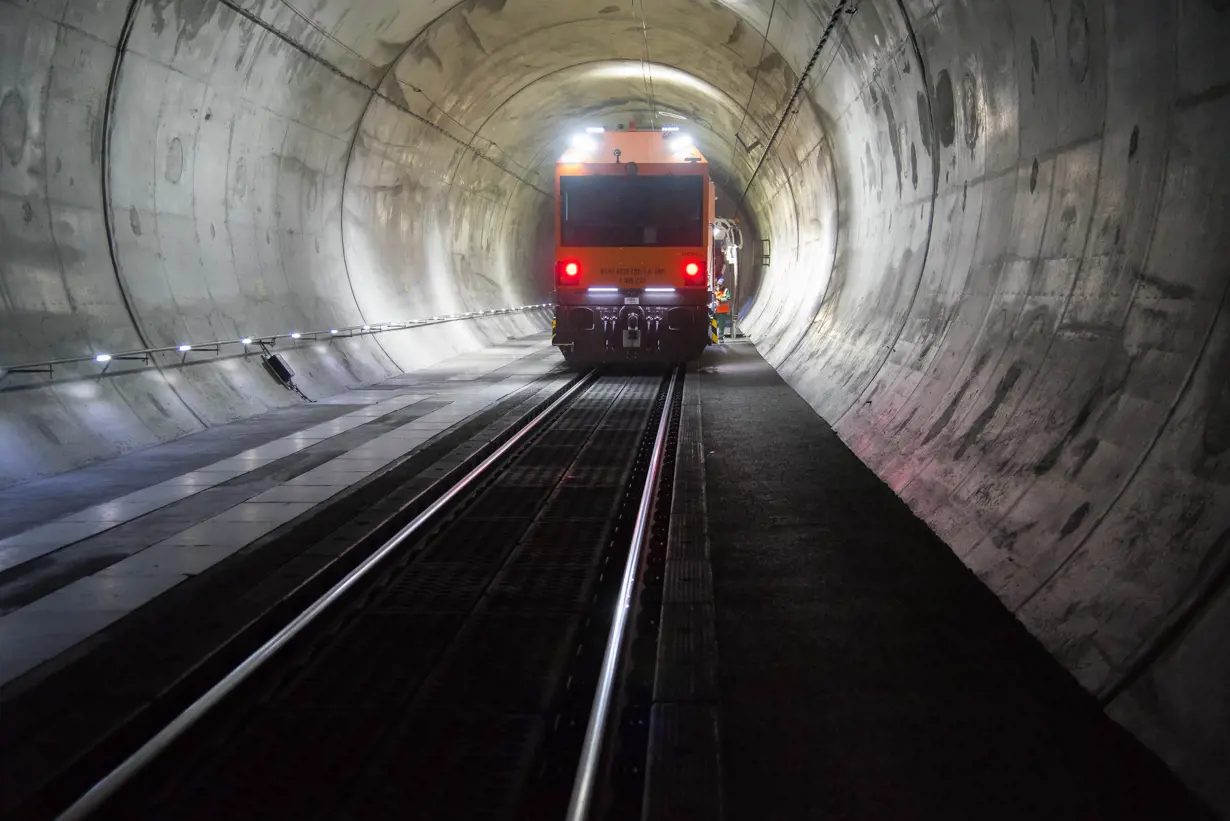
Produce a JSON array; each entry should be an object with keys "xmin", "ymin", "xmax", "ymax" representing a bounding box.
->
[{"xmin": 552, "ymin": 128, "xmax": 716, "ymax": 364}]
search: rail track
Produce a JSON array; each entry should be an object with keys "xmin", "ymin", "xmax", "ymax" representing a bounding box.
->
[{"xmin": 51, "ymin": 366, "xmax": 683, "ymax": 821}]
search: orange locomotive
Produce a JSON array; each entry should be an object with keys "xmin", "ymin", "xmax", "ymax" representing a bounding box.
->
[{"xmin": 551, "ymin": 128, "xmax": 716, "ymax": 363}]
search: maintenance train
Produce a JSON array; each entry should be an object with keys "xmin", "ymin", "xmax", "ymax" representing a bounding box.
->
[{"xmin": 551, "ymin": 127, "xmax": 717, "ymax": 364}]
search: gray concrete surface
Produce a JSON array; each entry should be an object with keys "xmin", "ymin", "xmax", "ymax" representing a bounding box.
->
[{"xmin": 1, "ymin": 0, "xmax": 1226, "ymax": 812}]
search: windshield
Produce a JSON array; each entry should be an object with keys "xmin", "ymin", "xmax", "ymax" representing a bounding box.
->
[{"xmin": 560, "ymin": 174, "xmax": 704, "ymax": 247}]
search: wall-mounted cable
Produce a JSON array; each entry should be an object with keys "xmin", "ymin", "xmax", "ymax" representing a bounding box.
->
[{"xmin": 738, "ymin": 0, "xmax": 856, "ymax": 206}]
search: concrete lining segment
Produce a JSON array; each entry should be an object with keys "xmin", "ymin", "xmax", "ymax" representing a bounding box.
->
[{"xmin": 2, "ymin": 0, "xmax": 1228, "ymax": 810}]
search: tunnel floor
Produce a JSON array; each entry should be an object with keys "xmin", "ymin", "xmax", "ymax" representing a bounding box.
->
[
  {"xmin": 699, "ymin": 342, "xmax": 1214, "ymax": 820},
  {"xmin": 0, "ymin": 337, "xmax": 563, "ymax": 688}
]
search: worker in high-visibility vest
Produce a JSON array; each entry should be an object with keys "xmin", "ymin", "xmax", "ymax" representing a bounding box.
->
[{"xmin": 714, "ymin": 277, "xmax": 731, "ymax": 340}]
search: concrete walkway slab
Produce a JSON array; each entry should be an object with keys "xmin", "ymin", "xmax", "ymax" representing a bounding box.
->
[
  {"xmin": 0, "ymin": 336, "xmax": 564, "ymax": 687},
  {"xmin": 699, "ymin": 342, "xmax": 1213, "ymax": 820}
]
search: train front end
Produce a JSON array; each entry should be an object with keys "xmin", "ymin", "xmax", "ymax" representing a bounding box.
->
[{"xmin": 552, "ymin": 129, "xmax": 715, "ymax": 364}]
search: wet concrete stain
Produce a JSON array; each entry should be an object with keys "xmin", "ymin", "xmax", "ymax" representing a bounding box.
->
[
  {"xmin": 410, "ymin": 41, "xmax": 444, "ymax": 72},
  {"xmin": 90, "ymin": 103, "xmax": 104, "ymax": 165},
  {"xmin": 882, "ymin": 90, "xmax": 903, "ymax": 197},
  {"xmin": 465, "ymin": 0, "xmax": 508, "ymax": 14},
  {"xmin": 954, "ymin": 362, "xmax": 1024, "ymax": 459},
  {"xmin": 1129, "ymin": 125, "xmax": 1140, "ymax": 159},
  {"xmin": 210, "ymin": 223, "xmax": 216, "ymax": 239},
  {"xmin": 917, "ymin": 92, "xmax": 931, "ymax": 155},
  {"xmin": 1030, "ymin": 37, "xmax": 1040, "ymax": 95},
  {"xmin": 1034, "ymin": 350, "xmax": 1131, "ymax": 475},
  {"xmin": 54, "ymin": 157, "xmax": 62, "ymax": 175},
  {"xmin": 962, "ymin": 181, "xmax": 968, "ymax": 212},
  {"xmin": 307, "ymin": 179, "xmax": 320, "ymax": 214},
  {"xmin": 1069, "ymin": 0, "xmax": 1090, "ymax": 83},
  {"xmin": 233, "ymin": 156, "xmax": 247, "ymax": 200},
  {"xmin": 147, "ymin": 0, "xmax": 224, "ymax": 59},
  {"xmin": 1030, "ymin": 158, "xmax": 1039, "ymax": 193},
  {"xmin": 726, "ymin": 18, "xmax": 746, "ymax": 45},
  {"xmin": 599, "ymin": 5, "xmax": 621, "ymax": 13},
  {"xmin": 165, "ymin": 137, "xmax": 184, "ymax": 183},
  {"xmin": 962, "ymin": 72, "xmax": 980, "ymax": 151},
  {"xmin": 992, "ymin": 520, "xmax": 1036, "ymax": 553},
  {"xmin": 458, "ymin": 13, "xmax": 489, "ymax": 55},
  {"xmin": 0, "ymin": 88, "xmax": 27, "ymax": 166},
  {"xmin": 894, "ymin": 406, "xmax": 919, "ymax": 435},
  {"xmin": 1137, "ymin": 272, "xmax": 1196, "ymax": 300},
  {"xmin": 34, "ymin": 419, "xmax": 61, "ymax": 446},
  {"xmin": 923, "ymin": 350, "xmax": 992, "ymax": 445},
  {"xmin": 1060, "ymin": 501, "xmax": 1092, "ymax": 537},
  {"xmin": 22, "ymin": 201, "xmax": 33, "ymax": 223},
  {"xmin": 1069, "ymin": 437, "xmax": 1100, "ymax": 477},
  {"xmin": 129, "ymin": 206, "xmax": 142, "ymax": 236},
  {"xmin": 935, "ymin": 70, "xmax": 956, "ymax": 148},
  {"xmin": 910, "ymin": 142, "xmax": 918, "ymax": 190}
]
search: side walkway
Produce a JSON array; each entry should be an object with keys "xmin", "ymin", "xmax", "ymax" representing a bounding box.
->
[
  {"xmin": 700, "ymin": 341, "xmax": 1212, "ymax": 820},
  {"xmin": 0, "ymin": 336, "xmax": 562, "ymax": 687}
]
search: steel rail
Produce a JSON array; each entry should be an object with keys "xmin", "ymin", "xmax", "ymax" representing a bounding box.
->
[
  {"xmin": 53, "ymin": 368, "xmax": 599, "ymax": 821},
  {"xmin": 565, "ymin": 366, "xmax": 681, "ymax": 821}
]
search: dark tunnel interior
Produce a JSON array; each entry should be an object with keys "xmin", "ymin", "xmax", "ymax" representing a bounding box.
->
[{"xmin": 1, "ymin": 0, "xmax": 1228, "ymax": 812}]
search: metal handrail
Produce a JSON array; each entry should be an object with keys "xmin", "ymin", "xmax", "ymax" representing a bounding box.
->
[
  {"xmin": 52, "ymin": 367, "xmax": 597, "ymax": 821},
  {"xmin": 0, "ymin": 304, "xmax": 553, "ymax": 380},
  {"xmin": 566, "ymin": 367, "xmax": 680, "ymax": 821}
]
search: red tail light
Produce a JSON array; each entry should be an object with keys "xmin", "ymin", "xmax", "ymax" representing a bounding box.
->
[
  {"xmin": 683, "ymin": 259, "xmax": 706, "ymax": 286},
  {"xmin": 556, "ymin": 260, "xmax": 581, "ymax": 287}
]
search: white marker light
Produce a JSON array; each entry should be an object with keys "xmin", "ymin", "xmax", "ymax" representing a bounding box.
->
[
  {"xmin": 240, "ymin": 337, "xmax": 253, "ymax": 345},
  {"xmin": 95, "ymin": 353, "xmax": 112, "ymax": 363},
  {"xmin": 588, "ymin": 287, "xmax": 619, "ymax": 293},
  {"xmin": 585, "ymin": 126, "xmax": 605, "ymax": 134},
  {"xmin": 661, "ymin": 126, "xmax": 680, "ymax": 132},
  {"xmin": 290, "ymin": 332, "xmax": 301, "ymax": 339},
  {"xmin": 330, "ymin": 329, "xmax": 338, "ymax": 334},
  {"xmin": 178, "ymin": 344, "xmax": 192, "ymax": 353},
  {"xmin": 645, "ymin": 287, "xmax": 677, "ymax": 293},
  {"xmin": 362, "ymin": 324, "xmax": 370, "ymax": 330}
]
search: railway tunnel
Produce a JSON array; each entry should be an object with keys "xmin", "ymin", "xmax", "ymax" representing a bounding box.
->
[{"xmin": 1, "ymin": 0, "xmax": 1228, "ymax": 818}]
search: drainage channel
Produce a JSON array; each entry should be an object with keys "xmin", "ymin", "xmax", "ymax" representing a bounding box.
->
[{"xmin": 53, "ymin": 366, "xmax": 682, "ymax": 821}]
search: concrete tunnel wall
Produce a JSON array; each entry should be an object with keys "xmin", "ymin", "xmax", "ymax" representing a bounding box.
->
[{"xmin": 0, "ymin": 0, "xmax": 1227, "ymax": 811}]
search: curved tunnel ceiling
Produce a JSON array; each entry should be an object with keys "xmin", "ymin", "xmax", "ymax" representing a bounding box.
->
[{"xmin": 1, "ymin": 0, "xmax": 1228, "ymax": 810}]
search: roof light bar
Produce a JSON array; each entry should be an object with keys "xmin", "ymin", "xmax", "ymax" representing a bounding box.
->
[{"xmin": 585, "ymin": 126, "xmax": 605, "ymax": 133}]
